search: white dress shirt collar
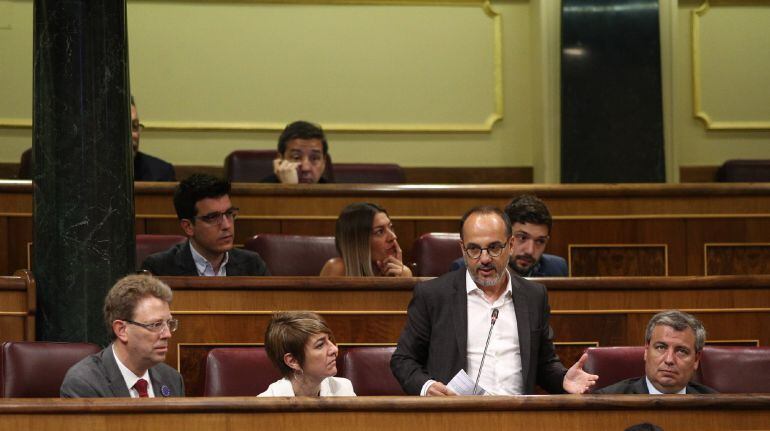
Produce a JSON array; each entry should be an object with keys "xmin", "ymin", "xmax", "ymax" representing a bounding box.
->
[
  {"xmin": 112, "ymin": 344, "xmax": 155, "ymax": 398},
  {"xmin": 464, "ymin": 268, "xmax": 513, "ymax": 301},
  {"xmin": 645, "ymin": 376, "xmax": 686, "ymax": 394},
  {"xmin": 189, "ymin": 241, "xmax": 228, "ymax": 276}
]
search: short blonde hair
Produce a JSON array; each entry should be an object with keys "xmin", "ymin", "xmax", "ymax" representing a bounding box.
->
[
  {"xmin": 264, "ymin": 311, "xmax": 333, "ymax": 378},
  {"xmin": 103, "ymin": 274, "xmax": 172, "ymax": 340}
]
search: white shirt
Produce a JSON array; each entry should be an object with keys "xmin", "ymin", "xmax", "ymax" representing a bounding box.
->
[
  {"xmin": 190, "ymin": 241, "xmax": 229, "ymax": 276},
  {"xmin": 257, "ymin": 377, "xmax": 356, "ymax": 397},
  {"xmin": 112, "ymin": 344, "xmax": 156, "ymax": 398},
  {"xmin": 464, "ymin": 269, "xmax": 524, "ymax": 395},
  {"xmin": 420, "ymin": 270, "xmax": 524, "ymax": 396},
  {"xmin": 646, "ymin": 376, "xmax": 686, "ymax": 394}
]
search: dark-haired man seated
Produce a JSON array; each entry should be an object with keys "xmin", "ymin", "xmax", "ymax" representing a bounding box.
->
[
  {"xmin": 595, "ymin": 310, "xmax": 716, "ymax": 394},
  {"xmin": 450, "ymin": 194, "xmax": 567, "ymax": 277},
  {"xmin": 262, "ymin": 120, "xmax": 330, "ymax": 184},
  {"xmin": 141, "ymin": 174, "xmax": 269, "ymax": 276}
]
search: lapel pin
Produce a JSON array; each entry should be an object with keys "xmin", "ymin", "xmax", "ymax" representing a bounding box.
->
[{"xmin": 161, "ymin": 385, "xmax": 171, "ymax": 397}]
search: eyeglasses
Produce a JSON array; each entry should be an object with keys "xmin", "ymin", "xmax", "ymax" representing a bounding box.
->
[
  {"xmin": 513, "ymin": 231, "xmax": 549, "ymax": 247},
  {"xmin": 463, "ymin": 242, "xmax": 508, "ymax": 260},
  {"xmin": 125, "ymin": 318, "xmax": 179, "ymax": 333},
  {"xmin": 131, "ymin": 122, "xmax": 144, "ymax": 133},
  {"xmin": 195, "ymin": 208, "xmax": 239, "ymax": 225}
]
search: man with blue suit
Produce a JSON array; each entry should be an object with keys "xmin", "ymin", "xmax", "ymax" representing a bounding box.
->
[{"xmin": 450, "ymin": 194, "xmax": 567, "ymax": 277}]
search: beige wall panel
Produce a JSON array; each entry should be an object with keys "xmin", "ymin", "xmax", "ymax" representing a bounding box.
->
[
  {"xmin": 674, "ymin": 0, "xmax": 770, "ymax": 167},
  {"xmin": 693, "ymin": 2, "xmax": 770, "ymax": 128},
  {"xmin": 129, "ymin": 3, "xmax": 499, "ymax": 129},
  {"xmin": 0, "ymin": 0, "xmax": 33, "ymax": 162},
  {"xmin": 0, "ymin": 1, "xmax": 539, "ymax": 172}
]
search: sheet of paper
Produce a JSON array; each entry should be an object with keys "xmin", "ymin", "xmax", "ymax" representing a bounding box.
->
[{"xmin": 447, "ymin": 369, "xmax": 486, "ymax": 396}]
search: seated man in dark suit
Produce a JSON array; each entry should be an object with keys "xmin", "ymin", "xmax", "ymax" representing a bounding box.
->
[
  {"xmin": 142, "ymin": 174, "xmax": 269, "ymax": 276},
  {"xmin": 391, "ymin": 205, "xmax": 597, "ymax": 396},
  {"xmin": 261, "ymin": 120, "xmax": 331, "ymax": 184},
  {"xmin": 595, "ymin": 310, "xmax": 716, "ymax": 394},
  {"xmin": 450, "ymin": 194, "xmax": 567, "ymax": 277},
  {"xmin": 131, "ymin": 95, "xmax": 176, "ymax": 181},
  {"xmin": 61, "ymin": 274, "xmax": 184, "ymax": 397}
]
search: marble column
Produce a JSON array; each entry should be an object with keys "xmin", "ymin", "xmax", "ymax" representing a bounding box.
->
[{"xmin": 33, "ymin": 0, "xmax": 134, "ymax": 344}]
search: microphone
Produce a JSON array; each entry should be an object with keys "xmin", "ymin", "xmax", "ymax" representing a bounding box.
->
[{"xmin": 473, "ymin": 308, "xmax": 499, "ymax": 395}]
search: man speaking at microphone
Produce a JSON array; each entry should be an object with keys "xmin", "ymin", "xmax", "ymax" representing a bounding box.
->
[{"xmin": 391, "ymin": 206, "xmax": 597, "ymax": 396}]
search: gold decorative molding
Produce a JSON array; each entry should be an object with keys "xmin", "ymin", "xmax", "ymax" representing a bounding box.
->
[
  {"xmin": 0, "ymin": 0, "xmax": 503, "ymax": 133},
  {"xmin": 0, "ymin": 119, "xmax": 29, "ymax": 129},
  {"xmin": 692, "ymin": 0, "xmax": 770, "ymax": 130}
]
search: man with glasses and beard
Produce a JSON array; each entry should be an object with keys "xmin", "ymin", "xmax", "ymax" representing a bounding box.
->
[
  {"xmin": 391, "ymin": 206, "xmax": 596, "ymax": 396},
  {"xmin": 141, "ymin": 173, "xmax": 269, "ymax": 276},
  {"xmin": 451, "ymin": 194, "xmax": 567, "ymax": 277},
  {"xmin": 61, "ymin": 274, "xmax": 184, "ymax": 397}
]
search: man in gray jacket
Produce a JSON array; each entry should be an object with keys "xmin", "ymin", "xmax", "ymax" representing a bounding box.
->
[{"xmin": 61, "ymin": 274, "xmax": 185, "ymax": 397}]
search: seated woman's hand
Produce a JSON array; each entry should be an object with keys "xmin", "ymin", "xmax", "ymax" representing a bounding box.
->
[{"xmin": 376, "ymin": 242, "xmax": 412, "ymax": 277}]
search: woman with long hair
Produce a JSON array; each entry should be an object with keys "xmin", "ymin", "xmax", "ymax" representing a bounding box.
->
[{"xmin": 320, "ymin": 202, "xmax": 412, "ymax": 277}]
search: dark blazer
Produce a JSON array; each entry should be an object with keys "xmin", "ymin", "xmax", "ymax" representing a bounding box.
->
[
  {"xmin": 390, "ymin": 269, "xmax": 567, "ymax": 395},
  {"xmin": 135, "ymin": 151, "xmax": 176, "ymax": 182},
  {"xmin": 141, "ymin": 241, "xmax": 270, "ymax": 276},
  {"xmin": 450, "ymin": 253, "xmax": 568, "ymax": 277},
  {"xmin": 60, "ymin": 344, "xmax": 184, "ymax": 398},
  {"xmin": 594, "ymin": 376, "xmax": 716, "ymax": 394}
]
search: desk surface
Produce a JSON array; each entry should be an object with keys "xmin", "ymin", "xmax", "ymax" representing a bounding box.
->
[{"xmin": 1, "ymin": 395, "xmax": 768, "ymax": 431}]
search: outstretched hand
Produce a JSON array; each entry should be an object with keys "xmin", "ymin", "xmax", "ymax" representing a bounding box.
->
[{"xmin": 563, "ymin": 353, "xmax": 599, "ymax": 394}]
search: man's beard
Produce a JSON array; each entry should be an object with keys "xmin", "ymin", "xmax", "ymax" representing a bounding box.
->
[
  {"xmin": 470, "ymin": 263, "xmax": 507, "ymax": 287},
  {"xmin": 511, "ymin": 254, "xmax": 535, "ymax": 275}
]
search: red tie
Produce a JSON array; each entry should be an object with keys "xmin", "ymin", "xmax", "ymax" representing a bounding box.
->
[{"xmin": 134, "ymin": 378, "xmax": 149, "ymax": 398}]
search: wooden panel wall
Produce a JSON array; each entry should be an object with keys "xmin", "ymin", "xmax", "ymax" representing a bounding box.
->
[
  {"xmin": 0, "ymin": 271, "xmax": 36, "ymax": 342},
  {"xmin": 568, "ymin": 244, "xmax": 667, "ymax": 276},
  {"xmin": 0, "ymin": 397, "xmax": 769, "ymax": 431},
  {"xmin": 705, "ymin": 244, "xmax": 770, "ymax": 275},
  {"xmin": 5, "ymin": 182, "xmax": 770, "ymax": 275},
  {"xmin": 161, "ymin": 275, "xmax": 770, "ymax": 394}
]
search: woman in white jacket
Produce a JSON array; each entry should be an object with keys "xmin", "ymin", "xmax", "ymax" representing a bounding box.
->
[{"xmin": 259, "ymin": 311, "xmax": 355, "ymax": 397}]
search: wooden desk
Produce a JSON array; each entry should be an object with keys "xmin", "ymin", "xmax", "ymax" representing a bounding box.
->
[
  {"xmin": 162, "ymin": 275, "xmax": 770, "ymax": 395},
  {"xmin": 4, "ymin": 181, "xmax": 770, "ymax": 275},
  {"xmin": 0, "ymin": 270, "xmax": 35, "ymax": 342},
  {"xmin": 0, "ymin": 395, "xmax": 768, "ymax": 431}
]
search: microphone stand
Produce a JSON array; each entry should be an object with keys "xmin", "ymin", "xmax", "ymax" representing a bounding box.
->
[{"xmin": 473, "ymin": 308, "xmax": 499, "ymax": 395}]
